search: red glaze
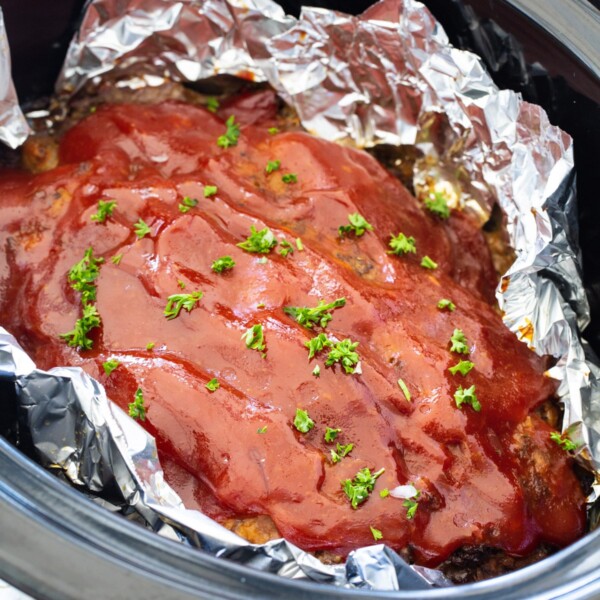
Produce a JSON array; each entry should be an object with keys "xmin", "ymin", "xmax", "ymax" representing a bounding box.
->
[{"xmin": 0, "ymin": 94, "xmax": 586, "ymax": 566}]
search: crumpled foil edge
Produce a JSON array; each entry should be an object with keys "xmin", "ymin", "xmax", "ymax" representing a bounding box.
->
[{"xmin": 1, "ymin": 0, "xmax": 599, "ymax": 591}]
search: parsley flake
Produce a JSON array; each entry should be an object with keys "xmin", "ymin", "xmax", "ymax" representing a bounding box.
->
[
  {"xmin": 312, "ymin": 365, "xmax": 321, "ymax": 377},
  {"xmin": 370, "ymin": 526, "xmax": 383, "ymax": 541},
  {"xmin": 128, "ymin": 388, "xmax": 146, "ymax": 421},
  {"xmin": 339, "ymin": 213, "xmax": 373, "ymax": 238},
  {"xmin": 204, "ymin": 185, "xmax": 218, "ymax": 198},
  {"xmin": 450, "ymin": 329, "xmax": 469, "ymax": 354},
  {"xmin": 279, "ymin": 240, "xmax": 294, "ymax": 257},
  {"xmin": 211, "ymin": 256, "xmax": 235, "ymax": 273},
  {"xmin": 268, "ymin": 127, "xmax": 279, "ymax": 135},
  {"xmin": 397, "ymin": 378, "xmax": 411, "ymax": 402},
  {"xmin": 206, "ymin": 378, "xmax": 220, "ymax": 392},
  {"xmin": 420, "ymin": 255, "xmax": 438, "ymax": 270},
  {"xmin": 281, "ymin": 173, "xmax": 298, "ymax": 184},
  {"xmin": 178, "ymin": 196, "xmax": 198, "ymax": 213},
  {"xmin": 265, "ymin": 160, "xmax": 281, "ymax": 174},
  {"xmin": 379, "ymin": 488, "xmax": 390, "ymax": 498},
  {"xmin": 403, "ymin": 492, "xmax": 421, "ymax": 519},
  {"xmin": 550, "ymin": 431, "xmax": 577, "ymax": 452},
  {"xmin": 454, "ymin": 384, "xmax": 481, "ymax": 412},
  {"xmin": 324, "ymin": 427, "xmax": 341, "ymax": 443},
  {"xmin": 67, "ymin": 247, "xmax": 104, "ymax": 305},
  {"xmin": 326, "ymin": 339, "xmax": 360, "ymax": 374},
  {"xmin": 449, "ymin": 360, "xmax": 474, "ymax": 376},
  {"xmin": 164, "ymin": 291, "xmax": 203, "ymax": 320},
  {"xmin": 217, "ymin": 115, "xmax": 240, "ymax": 148},
  {"xmin": 102, "ymin": 358, "xmax": 120, "ymax": 376},
  {"xmin": 424, "ymin": 192, "xmax": 450, "ymax": 219},
  {"xmin": 293, "ymin": 408, "xmax": 315, "ymax": 433},
  {"xmin": 257, "ymin": 425, "xmax": 268, "ymax": 434},
  {"xmin": 59, "ymin": 303, "xmax": 101, "ymax": 350},
  {"xmin": 237, "ymin": 226, "xmax": 278, "ymax": 254},
  {"xmin": 388, "ymin": 232, "xmax": 416, "ymax": 255},
  {"xmin": 284, "ymin": 298, "xmax": 346, "ymax": 330},
  {"xmin": 90, "ymin": 199, "xmax": 117, "ymax": 223},
  {"xmin": 111, "ymin": 254, "xmax": 123, "ymax": 265},
  {"xmin": 331, "ymin": 442, "xmax": 354, "ymax": 463},
  {"xmin": 134, "ymin": 218, "xmax": 151, "ymax": 238},
  {"xmin": 305, "ymin": 333, "xmax": 333, "ymax": 360},
  {"xmin": 342, "ymin": 467, "xmax": 385, "ymax": 509},
  {"xmin": 242, "ymin": 324, "xmax": 265, "ymax": 352},
  {"xmin": 296, "ymin": 238, "xmax": 304, "ymax": 251},
  {"xmin": 437, "ymin": 298, "xmax": 456, "ymax": 311},
  {"xmin": 206, "ymin": 97, "xmax": 219, "ymax": 113},
  {"xmin": 177, "ymin": 279, "xmax": 186, "ymax": 290},
  {"xmin": 146, "ymin": 342, "xmax": 155, "ymax": 351}
]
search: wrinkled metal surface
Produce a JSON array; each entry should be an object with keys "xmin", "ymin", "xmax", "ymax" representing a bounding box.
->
[
  {"xmin": 1, "ymin": 0, "xmax": 599, "ymax": 592},
  {"xmin": 0, "ymin": 8, "xmax": 30, "ymax": 148}
]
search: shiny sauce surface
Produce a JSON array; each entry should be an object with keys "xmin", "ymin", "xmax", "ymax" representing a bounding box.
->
[{"xmin": 0, "ymin": 93, "xmax": 586, "ymax": 565}]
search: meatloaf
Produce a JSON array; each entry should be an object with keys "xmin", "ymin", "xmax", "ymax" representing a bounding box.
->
[{"xmin": 0, "ymin": 90, "xmax": 586, "ymax": 576}]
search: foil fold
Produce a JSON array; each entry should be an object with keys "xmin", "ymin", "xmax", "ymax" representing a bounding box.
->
[
  {"xmin": 0, "ymin": 8, "xmax": 30, "ymax": 148},
  {"xmin": 2, "ymin": 0, "xmax": 599, "ymax": 592}
]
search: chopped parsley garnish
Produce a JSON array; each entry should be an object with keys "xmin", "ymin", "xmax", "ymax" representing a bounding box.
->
[
  {"xmin": 437, "ymin": 298, "xmax": 456, "ymax": 311},
  {"xmin": 454, "ymin": 384, "xmax": 481, "ymax": 412},
  {"xmin": 267, "ymin": 127, "xmax": 279, "ymax": 135},
  {"xmin": 67, "ymin": 247, "xmax": 104, "ymax": 305},
  {"xmin": 305, "ymin": 333, "xmax": 333, "ymax": 359},
  {"xmin": 397, "ymin": 378, "xmax": 411, "ymax": 402},
  {"xmin": 296, "ymin": 238, "xmax": 304, "ymax": 251},
  {"xmin": 265, "ymin": 160, "xmax": 281, "ymax": 174},
  {"xmin": 204, "ymin": 185, "xmax": 218, "ymax": 198},
  {"xmin": 312, "ymin": 365, "xmax": 321, "ymax": 377},
  {"xmin": 59, "ymin": 303, "xmax": 101, "ymax": 350},
  {"xmin": 102, "ymin": 358, "xmax": 120, "ymax": 376},
  {"xmin": 164, "ymin": 291, "xmax": 203, "ymax": 320},
  {"xmin": 279, "ymin": 240, "xmax": 294, "ymax": 257},
  {"xmin": 205, "ymin": 97, "xmax": 219, "ymax": 113},
  {"xmin": 293, "ymin": 408, "xmax": 315, "ymax": 433},
  {"xmin": 281, "ymin": 173, "xmax": 298, "ymax": 184},
  {"xmin": 217, "ymin": 115, "xmax": 240, "ymax": 148},
  {"xmin": 237, "ymin": 226, "xmax": 278, "ymax": 254},
  {"xmin": 206, "ymin": 378, "xmax": 220, "ymax": 392},
  {"xmin": 111, "ymin": 254, "xmax": 123, "ymax": 265},
  {"xmin": 326, "ymin": 339, "xmax": 360, "ymax": 374},
  {"xmin": 388, "ymin": 232, "xmax": 416, "ymax": 255},
  {"xmin": 90, "ymin": 199, "xmax": 117, "ymax": 223},
  {"xmin": 146, "ymin": 342, "xmax": 155, "ymax": 351},
  {"xmin": 324, "ymin": 427, "xmax": 341, "ymax": 443},
  {"xmin": 284, "ymin": 298, "xmax": 346, "ymax": 329},
  {"xmin": 134, "ymin": 218, "xmax": 151, "ymax": 238},
  {"xmin": 128, "ymin": 388, "xmax": 146, "ymax": 421},
  {"xmin": 420, "ymin": 255, "xmax": 438, "ymax": 270},
  {"xmin": 177, "ymin": 279, "xmax": 186, "ymax": 290},
  {"xmin": 242, "ymin": 324, "xmax": 265, "ymax": 352},
  {"xmin": 370, "ymin": 526, "xmax": 383, "ymax": 541},
  {"xmin": 211, "ymin": 256, "xmax": 235, "ymax": 274},
  {"xmin": 379, "ymin": 488, "xmax": 390, "ymax": 498},
  {"xmin": 449, "ymin": 360, "xmax": 474, "ymax": 376},
  {"xmin": 550, "ymin": 431, "xmax": 577, "ymax": 452},
  {"xmin": 450, "ymin": 328, "xmax": 469, "ymax": 354},
  {"xmin": 331, "ymin": 442, "xmax": 354, "ymax": 463},
  {"xmin": 424, "ymin": 192, "xmax": 450, "ymax": 219},
  {"xmin": 258, "ymin": 256, "xmax": 268, "ymax": 264},
  {"xmin": 178, "ymin": 196, "xmax": 198, "ymax": 213},
  {"xmin": 403, "ymin": 491, "xmax": 421, "ymax": 519},
  {"xmin": 342, "ymin": 467, "xmax": 385, "ymax": 509},
  {"xmin": 338, "ymin": 213, "xmax": 373, "ymax": 238},
  {"xmin": 257, "ymin": 425, "xmax": 268, "ymax": 434}
]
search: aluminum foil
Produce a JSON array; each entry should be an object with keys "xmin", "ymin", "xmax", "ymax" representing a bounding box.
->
[
  {"xmin": 0, "ymin": 8, "xmax": 30, "ymax": 148},
  {"xmin": 2, "ymin": 0, "xmax": 600, "ymax": 592}
]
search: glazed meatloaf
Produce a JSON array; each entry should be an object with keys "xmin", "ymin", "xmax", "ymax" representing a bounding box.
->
[{"xmin": 0, "ymin": 90, "xmax": 587, "ymax": 577}]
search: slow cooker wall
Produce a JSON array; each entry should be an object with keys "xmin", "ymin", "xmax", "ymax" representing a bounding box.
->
[{"xmin": 1, "ymin": 1, "xmax": 600, "ymax": 598}]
